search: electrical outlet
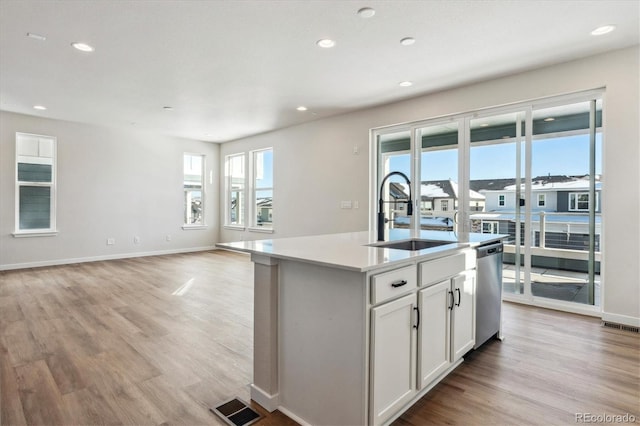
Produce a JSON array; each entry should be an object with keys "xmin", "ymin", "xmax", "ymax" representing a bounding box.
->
[
  {"xmin": 341, "ymin": 201, "xmax": 352, "ymax": 209},
  {"xmin": 134, "ymin": 236, "xmax": 140, "ymax": 244},
  {"xmin": 354, "ymin": 201, "xmax": 359, "ymax": 209},
  {"xmin": 106, "ymin": 238, "xmax": 115, "ymax": 245},
  {"xmin": 166, "ymin": 235, "xmax": 172, "ymax": 242}
]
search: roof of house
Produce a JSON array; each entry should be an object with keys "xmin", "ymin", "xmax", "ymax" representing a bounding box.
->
[
  {"xmin": 390, "ymin": 180, "xmax": 485, "ymax": 201},
  {"xmin": 473, "ymin": 175, "xmax": 602, "ymax": 192}
]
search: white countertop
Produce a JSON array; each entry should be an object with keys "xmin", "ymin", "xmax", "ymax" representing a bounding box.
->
[{"xmin": 216, "ymin": 230, "xmax": 505, "ymax": 272}]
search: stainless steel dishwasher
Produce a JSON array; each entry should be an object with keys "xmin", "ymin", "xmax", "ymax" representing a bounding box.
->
[{"xmin": 474, "ymin": 241, "xmax": 504, "ymax": 349}]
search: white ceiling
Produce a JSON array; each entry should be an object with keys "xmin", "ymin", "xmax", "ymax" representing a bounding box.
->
[{"xmin": 0, "ymin": 0, "xmax": 638, "ymax": 143}]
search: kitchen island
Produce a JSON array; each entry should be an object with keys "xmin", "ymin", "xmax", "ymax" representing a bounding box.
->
[{"xmin": 217, "ymin": 230, "xmax": 504, "ymax": 425}]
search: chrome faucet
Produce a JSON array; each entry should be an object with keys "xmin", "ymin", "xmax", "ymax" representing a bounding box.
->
[{"xmin": 378, "ymin": 171, "xmax": 413, "ymax": 241}]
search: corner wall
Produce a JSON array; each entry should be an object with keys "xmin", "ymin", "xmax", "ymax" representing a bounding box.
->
[
  {"xmin": 220, "ymin": 46, "xmax": 639, "ymax": 326},
  {"xmin": 0, "ymin": 112, "xmax": 220, "ymax": 269}
]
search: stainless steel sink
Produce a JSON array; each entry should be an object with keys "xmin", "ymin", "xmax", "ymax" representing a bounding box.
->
[{"xmin": 369, "ymin": 239, "xmax": 454, "ymax": 251}]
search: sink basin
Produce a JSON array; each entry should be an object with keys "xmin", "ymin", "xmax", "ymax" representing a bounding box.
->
[{"xmin": 370, "ymin": 239, "xmax": 454, "ymax": 251}]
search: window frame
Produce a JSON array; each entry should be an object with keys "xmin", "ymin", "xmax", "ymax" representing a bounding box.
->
[
  {"xmin": 249, "ymin": 148, "xmax": 274, "ymax": 232},
  {"xmin": 224, "ymin": 152, "xmax": 246, "ymax": 229},
  {"xmin": 569, "ymin": 192, "xmax": 590, "ymax": 211},
  {"xmin": 182, "ymin": 153, "xmax": 206, "ymax": 229},
  {"xmin": 481, "ymin": 220, "xmax": 500, "ymax": 234},
  {"xmin": 498, "ymin": 194, "xmax": 505, "ymax": 206},
  {"xmin": 14, "ymin": 132, "xmax": 58, "ymax": 237},
  {"xmin": 537, "ymin": 193, "xmax": 546, "ymax": 207}
]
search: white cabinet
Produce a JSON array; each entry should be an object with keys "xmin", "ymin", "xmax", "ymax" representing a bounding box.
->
[
  {"xmin": 370, "ymin": 293, "xmax": 417, "ymax": 425},
  {"xmin": 451, "ymin": 272, "xmax": 475, "ymax": 361},
  {"xmin": 370, "ymin": 252, "xmax": 476, "ymax": 425},
  {"xmin": 417, "ymin": 272, "xmax": 476, "ymax": 390},
  {"xmin": 417, "ymin": 280, "xmax": 451, "ymax": 389}
]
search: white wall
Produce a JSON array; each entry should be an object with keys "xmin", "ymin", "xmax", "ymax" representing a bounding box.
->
[
  {"xmin": 0, "ymin": 112, "xmax": 219, "ymax": 269},
  {"xmin": 220, "ymin": 46, "xmax": 639, "ymax": 325}
]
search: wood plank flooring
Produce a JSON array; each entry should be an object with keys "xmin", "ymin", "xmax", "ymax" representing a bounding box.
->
[{"xmin": 1, "ymin": 251, "xmax": 638, "ymax": 425}]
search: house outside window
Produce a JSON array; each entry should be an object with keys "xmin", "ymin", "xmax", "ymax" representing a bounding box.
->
[
  {"xmin": 481, "ymin": 221, "xmax": 499, "ymax": 234},
  {"xmin": 440, "ymin": 200, "xmax": 448, "ymax": 211},
  {"xmin": 498, "ymin": 194, "xmax": 505, "ymax": 206},
  {"xmin": 569, "ymin": 192, "xmax": 590, "ymax": 211},
  {"xmin": 225, "ymin": 153, "xmax": 245, "ymax": 227},
  {"xmin": 250, "ymin": 148, "xmax": 273, "ymax": 229},
  {"xmin": 537, "ymin": 194, "xmax": 546, "ymax": 207},
  {"xmin": 15, "ymin": 133, "xmax": 56, "ymax": 235},
  {"xmin": 183, "ymin": 153, "xmax": 204, "ymax": 226}
]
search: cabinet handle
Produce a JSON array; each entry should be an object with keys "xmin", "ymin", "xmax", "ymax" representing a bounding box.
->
[
  {"xmin": 391, "ymin": 280, "xmax": 407, "ymax": 288},
  {"xmin": 413, "ymin": 306, "xmax": 420, "ymax": 329},
  {"xmin": 448, "ymin": 290, "xmax": 454, "ymax": 310},
  {"xmin": 455, "ymin": 288, "xmax": 461, "ymax": 307}
]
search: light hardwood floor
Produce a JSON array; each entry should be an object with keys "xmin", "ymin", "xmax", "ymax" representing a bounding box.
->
[{"xmin": 1, "ymin": 251, "xmax": 638, "ymax": 425}]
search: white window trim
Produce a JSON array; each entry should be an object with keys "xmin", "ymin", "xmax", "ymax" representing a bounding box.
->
[
  {"xmin": 537, "ymin": 193, "xmax": 546, "ymax": 207},
  {"xmin": 481, "ymin": 220, "xmax": 500, "ymax": 234},
  {"xmin": 14, "ymin": 132, "xmax": 57, "ymax": 236},
  {"xmin": 568, "ymin": 192, "xmax": 592, "ymax": 211},
  {"xmin": 224, "ymin": 153, "xmax": 246, "ymax": 229},
  {"xmin": 183, "ymin": 152, "xmax": 206, "ymax": 227},
  {"xmin": 249, "ymin": 148, "xmax": 274, "ymax": 232},
  {"xmin": 498, "ymin": 194, "xmax": 505, "ymax": 206}
]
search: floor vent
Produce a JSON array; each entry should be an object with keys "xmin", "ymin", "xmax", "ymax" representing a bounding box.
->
[
  {"xmin": 602, "ymin": 321, "xmax": 640, "ymax": 334},
  {"xmin": 210, "ymin": 398, "xmax": 262, "ymax": 426}
]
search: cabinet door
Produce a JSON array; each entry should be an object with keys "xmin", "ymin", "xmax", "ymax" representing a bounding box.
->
[
  {"xmin": 370, "ymin": 293, "xmax": 417, "ymax": 425},
  {"xmin": 451, "ymin": 272, "xmax": 476, "ymax": 361},
  {"xmin": 417, "ymin": 280, "xmax": 451, "ymax": 390}
]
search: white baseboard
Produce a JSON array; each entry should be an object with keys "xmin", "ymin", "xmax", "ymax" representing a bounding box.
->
[
  {"xmin": 249, "ymin": 384, "xmax": 279, "ymax": 413},
  {"xmin": 0, "ymin": 246, "xmax": 218, "ymax": 271},
  {"xmin": 276, "ymin": 405, "xmax": 312, "ymax": 426},
  {"xmin": 602, "ymin": 311, "xmax": 640, "ymax": 327}
]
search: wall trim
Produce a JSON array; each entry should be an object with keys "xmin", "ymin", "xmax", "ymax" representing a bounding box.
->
[
  {"xmin": 0, "ymin": 246, "xmax": 218, "ymax": 271},
  {"xmin": 602, "ymin": 311, "xmax": 640, "ymax": 328}
]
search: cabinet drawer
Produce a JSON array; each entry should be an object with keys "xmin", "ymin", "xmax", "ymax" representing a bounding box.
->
[
  {"xmin": 420, "ymin": 253, "xmax": 466, "ymax": 287},
  {"xmin": 371, "ymin": 265, "xmax": 417, "ymax": 305}
]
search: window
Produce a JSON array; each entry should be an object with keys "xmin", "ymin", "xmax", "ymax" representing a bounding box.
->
[
  {"xmin": 250, "ymin": 148, "xmax": 273, "ymax": 229},
  {"xmin": 498, "ymin": 194, "xmax": 505, "ymax": 206},
  {"xmin": 569, "ymin": 192, "xmax": 591, "ymax": 211},
  {"xmin": 225, "ymin": 153, "xmax": 245, "ymax": 227},
  {"xmin": 481, "ymin": 221, "xmax": 499, "ymax": 234},
  {"xmin": 537, "ymin": 194, "xmax": 546, "ymax": 207},
  {"xmin": 183, "ymin": 154, "xmax": 204, "ymax": 226},
  {"xmin": 440, "ymin": 200, "xmax": 449, "ymax": 211},
  {"xmin": 15, "ymin": 133, "xmax": 56, "ymax": 235}
]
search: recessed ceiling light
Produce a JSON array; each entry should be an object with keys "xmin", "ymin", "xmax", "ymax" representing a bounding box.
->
[
  {"xmin": 591, "ymin": 25, "xmax": 616, "ymax": 36},
  {"xmin": 480, "ymin": 123, "xmax": 489, "ymax": 127},
  {"xmin": 399, "ymin": 81, "xmax": 413, "ymax": 87},
  {"xmin": 316, "ymin": 39, "xmax": 336, "ymax": 48},
  {"xmin": 33, "ymin": 105, "xmax": 47, "ymax": 110},
  {"xmin": 26, "ymin": 32, "xmax": 46, "ymax": 41},
  {"xmin": 400, "ymin": 37, "xmax": 416, "ymax": 46},
  {"xmin": 357, "ymin": 7, "xmax": 376, "ymax": 18},
  {"xmin": 163, "ymin": 106, "xmax": 173, "ymax": 111},
  {"xmin": 543, "ymin": 117, "xmax": 555, "ymax": 122},
  {"xmin": 296, "ymin": 106, "xmax": 308, "ymax": 111},
  {"xmin": 71, "ymin": 42, "xmax": 95, "ymax": 52}
]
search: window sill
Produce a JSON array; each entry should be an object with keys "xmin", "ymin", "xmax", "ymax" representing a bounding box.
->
[
  {"xmin": 224, "ymin": 225, "xmax": 246, "ymax": 231},
  {"xmin": 13, "ymin": 230, "xmax": 58, "ymax": 238},
  {"xmin": 248, "ymin": 226, "xmax": 274, "ymax": 234},
  {"xmin": 182, "ymin": 225, "xmax": 208, "ymax": 230}
]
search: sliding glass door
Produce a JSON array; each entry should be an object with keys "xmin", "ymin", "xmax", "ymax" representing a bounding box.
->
[
  {"xmin": 371, "ymin": 90, "xmax": 603, "ymax": 312},
  {"xmin": 468, "ymin": 111, "xmax": 526, "ymax": 296},
  {"xmin": 527, "ymin": 100, "xmax": 602, "ymax": 306}
]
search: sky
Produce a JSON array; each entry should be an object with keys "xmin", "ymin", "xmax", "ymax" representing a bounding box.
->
[{"xmin": 388, "ymin": 133, "xmax": 603, "ymax": 181}]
